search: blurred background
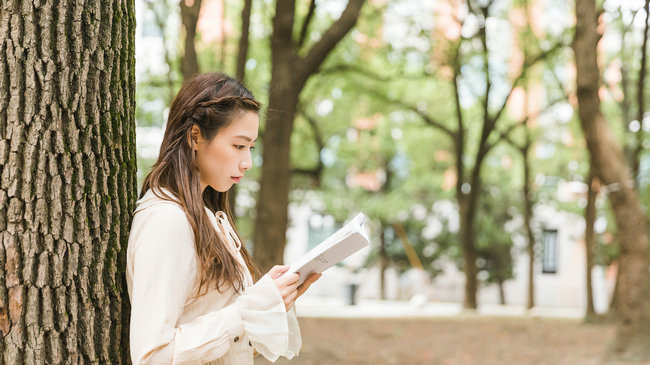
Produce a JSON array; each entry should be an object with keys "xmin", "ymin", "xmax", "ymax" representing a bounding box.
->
[{"xmin": 133, "ymin": 0, "xmax": 649, "ymax": 363}]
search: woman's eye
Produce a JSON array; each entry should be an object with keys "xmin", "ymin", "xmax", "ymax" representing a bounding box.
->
[
  {"xmin": 250, "ymin": 146, "xmax": 256, "ymax": 150},
  {"xmin": 235, "ymin": 145, "xmax": 245, "ymax": 150}
]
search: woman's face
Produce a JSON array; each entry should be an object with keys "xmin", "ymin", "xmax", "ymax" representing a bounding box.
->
[{"xmin": 193, "ymin": 110, "xmax": 259, "ymax": 192}]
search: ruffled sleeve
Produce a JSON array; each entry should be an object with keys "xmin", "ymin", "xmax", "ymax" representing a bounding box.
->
[{"xmin": 236, "ymin": 274, "xmax": 302, "ymax": 361}]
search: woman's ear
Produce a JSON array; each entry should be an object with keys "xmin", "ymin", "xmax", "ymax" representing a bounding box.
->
[{"xmin": 190, "ymin": 125, "xmax": 201, "ymax": 150}]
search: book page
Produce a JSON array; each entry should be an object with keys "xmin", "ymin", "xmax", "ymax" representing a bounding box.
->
[{"xmin": 287, "ymin": 213, "xmax": 369, "ymax": 286}]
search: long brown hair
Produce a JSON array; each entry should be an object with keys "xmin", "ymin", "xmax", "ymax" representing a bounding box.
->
[{"xmin": 141, "ymin": 72, "xmax": 261, "ymax": 295}]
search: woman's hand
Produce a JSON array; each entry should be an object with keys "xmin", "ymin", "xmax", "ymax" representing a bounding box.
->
[{"xmin": 268, "ymin": 266, "xmax": 322, "ymax": 311}]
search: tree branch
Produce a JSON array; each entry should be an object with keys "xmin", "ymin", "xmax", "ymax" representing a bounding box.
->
[
  {"xmin": 490, "ymin": 40, "xmax": 568, "ymax": 125},
  {"xmin": 299, "ymin": 0, "xmax": 365, "ymax": 83},
  {"xmin": 361, "ymin": 86, "xmax": 457, "ymax": 138},
  {"xmin": 487, "ymin": 94, "xmax": 569, "ymax": 152},
  {"xmin": 291, "ymin": 108, "xmax": 325, "ymax": 183},
  {"xmin": 297, "ymin": 0, "xmax": 317, "ymax": 50},
  {"xmin": 319, "ymin": 63, "xmax": 434, "ymax": 82}
]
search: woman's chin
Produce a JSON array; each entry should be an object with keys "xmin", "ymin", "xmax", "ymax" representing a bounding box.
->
[{"xmin": 210, "ymin": 183, "xmax": 233, "ymax": 193}]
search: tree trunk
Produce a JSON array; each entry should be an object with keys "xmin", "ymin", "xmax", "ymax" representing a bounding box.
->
[
  {"xmin": 180, "ymin": 0, "xmax": 202, "ymax": 82},
  {"xmin": 145, "ymin": 0, "xmax": 176, "ymax": 105},
  {"xmin": 379, "ymin": 223, "xmax": 388, "ymax": 300},
  {"xmin": 228, "ymin": 0, "xmax": 253, "ymax": 218},
  {"xmin": 218, "ymin": 1, "xmax": 227, "ymax": 71},
  {"xmin": 574, "ymin": 0, "xmax": 650, "ymax": 357},
  {"xmin": 632, "ymin": 0, "xmax": 650, "ymax": 179},
  {"xmin": 253, "ymin": 0, "xmax": 364, "ymax": 272},
  {"xmin": 585, "ymin": 162, "xmax": 597, "ymax": 320},
  {"xmin": 0, "ymin": 1, "xmax": 137, "ymax": 363},
  {"xmin": 458, "ymin": 196, "xmax": 479, "ymax": 309},
  {"xmin": 522, "ymin": 143, "xmax": 536, "ymax": 310},
  {"xmin": 235, "ymin": 0, "xmax": 252, "ymax": 83},
  {"xmin": 253, "ymin": 79, "xmax": 299, "ymax": 271},
  {"xmin": 498, "ymin": 280, "xmax": 506, "ymax": 305},
  {"xmin": 608, "ymin": 264, "xmax": 620, "ymax": 318}
]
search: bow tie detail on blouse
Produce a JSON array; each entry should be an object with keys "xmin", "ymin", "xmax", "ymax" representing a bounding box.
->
[{"xmin": 214, "ymin": 210, "xmax": 242, "ymax": 251}]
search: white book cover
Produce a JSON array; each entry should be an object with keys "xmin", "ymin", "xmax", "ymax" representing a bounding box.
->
[{"xmin": 287, "ymin": 212, "xmax": 370, "ymax": 286}]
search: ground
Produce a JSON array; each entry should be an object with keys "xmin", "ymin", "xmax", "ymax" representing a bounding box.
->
[{"xmin": 255, "ymin": 316, "xmax": 648, "ymax": 365}]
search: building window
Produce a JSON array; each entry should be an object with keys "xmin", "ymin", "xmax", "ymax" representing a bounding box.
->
[{"xmin": 542, "ymin": 229, "xmax": 558, "ymax": 274}]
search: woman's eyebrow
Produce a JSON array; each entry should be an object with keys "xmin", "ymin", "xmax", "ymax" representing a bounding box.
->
[{"xmin": 234, "ymin": 135, "xmax": 257, "ymax": 142}]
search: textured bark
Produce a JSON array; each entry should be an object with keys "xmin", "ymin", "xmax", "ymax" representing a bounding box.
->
[
  {"xmin": 574, "ymin": 0, "xmax": 650, "ymax": 358},
  {"xmin": 253, "ymin": 0, "xmax": 364, "ymax": 272},
  {"xmin": 180, "ymin": 0, "xmax": 202, "ymax": 82},
  {"xmin": 584, "ymin": 163, "xmax": 597, "ymax": 319},
  {"xmin": 0, "ymin": 0, "xmax": 137, "ymax": 363}
]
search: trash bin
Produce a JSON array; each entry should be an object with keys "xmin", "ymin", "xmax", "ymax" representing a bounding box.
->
[{"xmin": 344, "ymin": 283, "xmax": 358, "ymax": 306}]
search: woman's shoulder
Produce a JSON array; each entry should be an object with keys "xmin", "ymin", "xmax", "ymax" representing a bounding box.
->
[
  {"xmin": 134, "ymin": 187, "xmax": 185, "ymax": 215},
  {"xmin": 129, "ymin": 188, "xmax": 195, "ymax": 248}
]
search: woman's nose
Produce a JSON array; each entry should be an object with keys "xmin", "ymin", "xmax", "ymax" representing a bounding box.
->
[{"xmin": 240, "ymin": 153, "xmax": 252, "ymax": 170}]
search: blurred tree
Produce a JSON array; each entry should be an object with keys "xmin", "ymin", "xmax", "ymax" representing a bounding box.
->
[
  {"xmin": 253, "ymin": 0, "xmax": 365, "ymax": 272},
  {"xmin": 180, "ymin": 0, "xmax": 202, "ymax": 81},
  {"xmin": 355, "ymin": 0, "xmax": 564, "ymax": 309},
  {"xmin": 584, "ymin": 161, "xmax": 599, "ymax": 320},
  {"xmin": 235, "ymin": 0, "xmax": 253, "ymax": 83},
  {"xmin": 229, "ymin": 0, "xmax": 254, "ymax": 216},
  {"xmin": 0, "ymin": 0, "xmax": 136, "ymax": 362},
  {"xmin": 613, "ymin": 1, "xmax": 650, "ymax": 180},
  {"xmin": 601, "ymin": 0, "xmax": 650, "ymax": 318},
  {"xmin": 144, "ymin": 0, "xmax": 180, "ymax": 105},
  {"xmin": 475, "ymin": 184, "xmax": 516, "ymax": 305},
  {"xmin": 574, "ymin": 0, "xmax": 650, "ymax": 358}
]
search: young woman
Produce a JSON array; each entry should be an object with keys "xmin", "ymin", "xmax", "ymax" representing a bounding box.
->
[{"xmin": 126, "ymin": 72, "xmax": 320, "ymax": 364}]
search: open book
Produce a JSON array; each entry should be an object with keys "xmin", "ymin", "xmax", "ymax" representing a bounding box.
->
[{"xmin": 287, "ymin": 212, "xmax": 370, "ymax": 286}]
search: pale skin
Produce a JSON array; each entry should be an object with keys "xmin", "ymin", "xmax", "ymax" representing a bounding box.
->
[{"xmin": 191, "ymin": 110, "xmax": 320, "ymax": 312}]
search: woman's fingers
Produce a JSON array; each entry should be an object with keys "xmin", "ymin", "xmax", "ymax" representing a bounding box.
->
[
  {"xmin": 275, "ymin": 272, "xmax": 299, "ymax": 286},
  {"xmin": 268, "ymin": 265, "xmax": 289, "ymax": 279},
  {"xmin": 284, "ymin": 288, "xmax": 299, "ymax": 311},
  {"xmin": 297, "ymin": 273, "xmax": 321, "ymax": 297},
  {"xmin": 269, "ymin": 268, "xmax": 322, "ymax": 311}
]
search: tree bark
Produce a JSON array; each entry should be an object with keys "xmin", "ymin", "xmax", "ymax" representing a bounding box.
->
[
  {"xmin": 585, "ymin": 162, "xmax": 597, "ymax": 320},
  {"xmin": 253, "ymin": 0, "xmax": 364, "ymax": 272},
  {"xmin": 180, "ymin": 0, "xmax": 202, "ymax": 82},
  {"xmin": 574, "ymin": 0, "xmax": 650, "ymax": 357},
  {"xmin": 0, "ymin": 0, "xmax": 137, "ymax": 362}
]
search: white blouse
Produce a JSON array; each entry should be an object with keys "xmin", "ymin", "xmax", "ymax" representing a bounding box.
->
[{"xmin": 126, "ymin": 188, "xmax": 301, "ymax": 364}]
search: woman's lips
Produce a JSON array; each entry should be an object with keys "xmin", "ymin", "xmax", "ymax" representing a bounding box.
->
[{"xmin": 231, "ymin": 176, "xmax": 242, "ymax": 183}]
